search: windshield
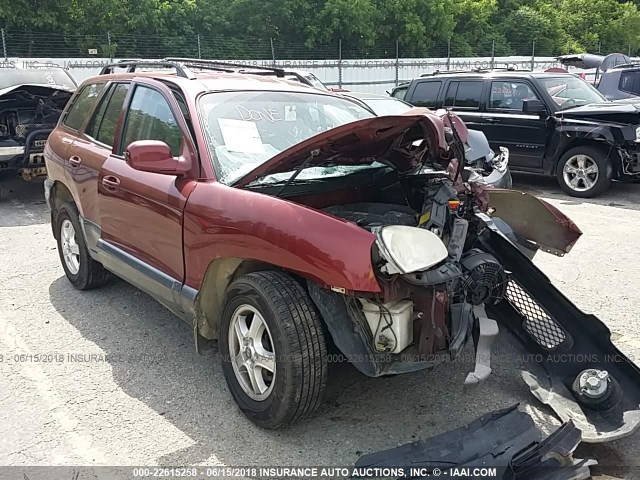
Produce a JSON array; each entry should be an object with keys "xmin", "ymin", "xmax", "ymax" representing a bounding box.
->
[
  {"xmin": 0, "ymin": 68, "xmax": 76, "ymax": 90},
  {"xmin": 539, "ymin": 76, "xmax": 607, "ymax": 110},
  {"xmin": 198, "ymin": 90, "xmax": 374, "ymax": 184},
  {"xmin": 364, "ymin": 98, "xmax": 413, "ymax": 116}
]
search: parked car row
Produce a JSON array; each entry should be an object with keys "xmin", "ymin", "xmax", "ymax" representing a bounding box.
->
[
  {"xmin": 40, "ymin": 58, "xmax": 640, "ymax": 442},
  {"xmin": 392, "ymin": 69, "xmax": 640, "ymax": 197}
]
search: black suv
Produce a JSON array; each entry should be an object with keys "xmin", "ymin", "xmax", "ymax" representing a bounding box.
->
[{"xmin": 394, "ymin": 71, "xmax": 640, "ymax": 197}]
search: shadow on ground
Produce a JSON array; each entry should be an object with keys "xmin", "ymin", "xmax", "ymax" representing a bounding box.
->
[
  {"xmin": 48, "ymin": 275, "xmax": 533, "ymax": 467},
  {"xmin": 0, "ymin": 175, "xmax": 49, "ymax": 227}
]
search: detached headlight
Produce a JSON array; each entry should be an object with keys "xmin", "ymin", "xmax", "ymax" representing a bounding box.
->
[
  {"xmin": 373, "ymin": 225, "xmax": 448, "ymax": 275},
  {"xmin": 635, "ymin": 126, "xmax": 640, "ymax": 142}
]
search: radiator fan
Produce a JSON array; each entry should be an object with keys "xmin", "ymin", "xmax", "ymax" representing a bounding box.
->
[{"xmin": 460, "ymin": 249, "xmax": 507, "ymax": 305}]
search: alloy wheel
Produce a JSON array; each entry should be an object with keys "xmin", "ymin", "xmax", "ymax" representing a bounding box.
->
[
  {"xmin": 228, "ymin": 304, "xmax": 276, "ymax": 401},
  {"xmin": 60, "ymin": 219, "xmax": 80, "ymax": 275},
  {"xmin": 563, "ymin": 154, "xmax": 599, "ymax": 193}
]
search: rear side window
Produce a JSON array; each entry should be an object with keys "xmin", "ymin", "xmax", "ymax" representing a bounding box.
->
[
  {"xmin": 619, "ymin": 72, "xmax": 640, "ymax": 95},
  {"xmin": 86, "ymin": 83, "xmax": 130, "ymax": 147},
  {"xmin": 121, "ymin": 86, "xmax": 182, "ymax": 156},
  {"xmin": 444, "ymin": 81, "xmax": 483, "ymax": 109},
  {"xmin": 63, "ymin": 83, "xmax": 105, "ymax": 131},
  {"xmin": 411, "ymin": 81, "xmax": 441, "ymax": 108}
]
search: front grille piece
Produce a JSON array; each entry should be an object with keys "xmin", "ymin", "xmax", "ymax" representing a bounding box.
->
[{"xmin": 505, "ymin": 280, "xmax": 566, "ymax": 350}]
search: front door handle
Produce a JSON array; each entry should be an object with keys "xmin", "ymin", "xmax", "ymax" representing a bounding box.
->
[
  {"xmin": 483, "ymin": 117, "xmax": 499, "ymax": 124},
  {"xmin": 102, "ymin": 175, "xmax": 120, "ymax": 192},
  {"xmin": 69, "ymin": 155, "xmax": 82, "ymax": 167}
]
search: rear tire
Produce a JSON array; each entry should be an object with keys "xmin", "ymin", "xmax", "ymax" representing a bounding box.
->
[
  {"xmin": 55, "ymin": 203, "xmax": 109, "ymax": 290},
  {"xmin": 556, "ymin": 146, "xmax": 612, "ymax": 198},
  {"xmin": 220, "ymin": 271, "xmax": 328, "ymax": 428}
]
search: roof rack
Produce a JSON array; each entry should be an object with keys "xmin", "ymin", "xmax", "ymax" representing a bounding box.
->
[
  {"xmin": 610, "ymin": 62, "xmax": 640, "ymax": 70},
  {"xmin": 420, "ymin": 66, "xmax": 530, "ymax": 77},
  {"xmin": 163, "ymin": 58, "xmax": 286, "ymax": 77},
  {"xmin": 99, "ymin": 58, "xmax": 288, "ymax": 80},
  {"xmin": 99, "ymin": 60, "xmax": 197, "ymax": 79}
]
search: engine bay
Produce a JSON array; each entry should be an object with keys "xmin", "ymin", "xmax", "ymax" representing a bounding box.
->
[{"xmin": 0, "ymin": 85, "xmax": 72, "ymax": 179}]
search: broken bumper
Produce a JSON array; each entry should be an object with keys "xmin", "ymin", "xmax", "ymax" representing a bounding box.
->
[
  {"xmin": 356, "ymin": 405, "xmax": 594, "ymax": 479},
  {"xmin": 481, "ymin": 224, "xmax": 640, "ymax": 443}
]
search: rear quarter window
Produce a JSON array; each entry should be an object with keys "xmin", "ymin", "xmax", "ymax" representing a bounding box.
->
[
  {"xmin": 619, "ymin": 71, "xmax": 640, "ymax": 95},
  {"xmin": 411, "ymin": 81, "xmax": 442, "ymax": 108},
  {"xmin": 63, "ymin": 83, "xmax": 105, "ymax": 131}
]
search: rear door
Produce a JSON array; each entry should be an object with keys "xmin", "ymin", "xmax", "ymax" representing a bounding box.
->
[
  {"xmin": 54, "ymin": 82, "xmax": 106, "ymax": 220},
  {"xmin": 441, "ymin": 79, "xmax": 486, "ymax": 130},
  {"xmin": 96, "ymin": 78, "xmax": 198, "ymax": 314},
  {"xmin": 67, "ymin": 82, "xmax": 130, "ymax": 224},
  {"xmin": 480, "ymin": 79, "xmax": 548, "ymax": 170}
]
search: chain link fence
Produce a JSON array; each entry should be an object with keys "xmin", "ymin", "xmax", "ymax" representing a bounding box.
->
[{"xmin": 2, "ymin": 29, "xmax": 633, "ymax": 92}]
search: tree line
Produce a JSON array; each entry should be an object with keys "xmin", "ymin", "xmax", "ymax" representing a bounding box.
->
[{"xmin": 1, "ymin": 0, "xmax": 640, "ymax": 58}]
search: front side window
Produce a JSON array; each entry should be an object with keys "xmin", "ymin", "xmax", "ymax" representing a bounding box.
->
[
  {"xmin": 86, "ymin": 83, "xmax": 130, "ymax": 147},
  {"xmin": 121, "ymin": 86, "xmax": 182, "ymax": 156},
  {"xmin": 198, "ymin": 91, "xmax": 374, "ymax": 184},
  {"xmin": 539, "ymin": 76, "xmax": 607, "ymax": 110},
  {"xmin": 489, "ymin": 81, "xmax": 539, "ymax": 111},
  {"xmin": 63, "ymin": 83, "xmax": 105, "ymax": 131},
  {"xmin": 444, "ymin": 81, "xmax": 483, "ymax": 109}
]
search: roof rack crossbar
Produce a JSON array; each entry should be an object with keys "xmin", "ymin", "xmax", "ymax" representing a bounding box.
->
[
  {"xmin": 99, "ymin": 61, "xmax": 197, "ymax": 79},
  {"xmin": 162, "ymin": 57, "xmax": 286, "ymax": 77}
]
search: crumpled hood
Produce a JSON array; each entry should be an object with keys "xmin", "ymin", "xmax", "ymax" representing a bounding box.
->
[
  {"xmin": 556, "ymin": 102, "xmax": 640, "ymax": 124},
  {"xmin": 233, "ymin": 113, "xmax": 455, "ymax": 187},
  {"xmin": 0, "ymin": 83, "xmax": 75, "ymax": 97}
]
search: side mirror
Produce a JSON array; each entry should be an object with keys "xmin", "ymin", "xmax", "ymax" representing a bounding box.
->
[
  {"xmin": 125, "ymin": 140, "xmax": 191, "ymax": 176},
  {"xmin": 523, "ymin": 99, "xmax": 547, "ymax": 116}
]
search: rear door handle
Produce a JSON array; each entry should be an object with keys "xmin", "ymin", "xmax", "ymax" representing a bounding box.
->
[
  {"xmin": 69, "ymin": 155, "xmax": 82, "ymax": 167},
  {"xmin": 102, "ymin": 175, "xmax": 120, "ymax": 191}
]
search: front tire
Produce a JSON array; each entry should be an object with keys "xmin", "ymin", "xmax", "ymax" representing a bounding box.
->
[
  {"xmin": 55, "ymin": 203, "xmax": 109, "ymax": 290},
  {"xmin": 220, "ymin": 271, "xmax": 328, "ymax": 428},
  {"xmin": 557, "ymin": 146, "xmax": 612, "ymax": 198}
]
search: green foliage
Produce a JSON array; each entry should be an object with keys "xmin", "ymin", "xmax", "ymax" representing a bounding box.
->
[{"xmin": 1, "ymin": 0, "xmax": 640, "ymax": 57}]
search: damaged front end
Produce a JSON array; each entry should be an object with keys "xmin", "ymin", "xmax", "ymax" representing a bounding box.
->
[{"xmin": 0, "ymin": 71, "xmax": 75, "ymax": 180}]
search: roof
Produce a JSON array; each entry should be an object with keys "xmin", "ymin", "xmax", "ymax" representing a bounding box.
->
[{"xmin": 86, "ymin": 70, "xmax": 331, "ymax": 96}]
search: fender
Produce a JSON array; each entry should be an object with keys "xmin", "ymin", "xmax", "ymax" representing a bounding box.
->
[
  {"xmin": 544, "ymin": 119, "xmax": 625, "ymax": 175},
  {"xmin": 183, "ymin": 181, "xmax": 381, "ymax": 294}
]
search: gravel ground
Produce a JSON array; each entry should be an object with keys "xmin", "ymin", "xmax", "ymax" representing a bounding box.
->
[{"xmin": 1, "ymin": 174, "xmax": 640, "ymax": 478}]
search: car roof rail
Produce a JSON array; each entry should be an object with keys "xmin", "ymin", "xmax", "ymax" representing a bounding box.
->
[
  {"xmin": 419, "ymin": 66, "xmax": 529, "ymax": 77},
  {"xmin": 163, "ymin": 57, "xmax": 286, "ymax": 77},
  {"xmin": 610, "ymin": 62, "xmax": 640, "ymax": 70},
  {"xmin": 99, "ymin": 60, "xmax": 197, "ymax": 79}
]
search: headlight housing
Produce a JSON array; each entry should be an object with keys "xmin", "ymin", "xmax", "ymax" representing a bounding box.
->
[{"xmin": 373, "ymin": 225, "xmax": 448, "ymax": 274}]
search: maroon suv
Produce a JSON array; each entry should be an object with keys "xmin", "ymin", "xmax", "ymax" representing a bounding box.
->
[{"xmin": 45, "ymin": 59, "xmax": 589, "ymax": 429}]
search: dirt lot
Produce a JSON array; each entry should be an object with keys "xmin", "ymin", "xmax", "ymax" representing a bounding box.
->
[{"xmin": 1, "ymin": 174, "xmax": 640, "ymax": 478}]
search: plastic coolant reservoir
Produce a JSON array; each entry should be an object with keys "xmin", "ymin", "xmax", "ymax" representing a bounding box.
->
[{"xmin": 359, "ymin": 298, "xmax": 414, "ymax": 354}]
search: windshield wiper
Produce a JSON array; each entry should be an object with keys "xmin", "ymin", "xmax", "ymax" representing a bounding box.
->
[{"xmin": 275, "ymin": 149, "xmax": 320, "ymax": 197}]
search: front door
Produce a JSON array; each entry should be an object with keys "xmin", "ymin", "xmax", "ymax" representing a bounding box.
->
[
  {"xmin": 97, "ymin": 80, "xmax": 197, "ymax": 314},
  {"xmin": 480, "ymin": 80, "xmax": 549, "ymax": 170}
]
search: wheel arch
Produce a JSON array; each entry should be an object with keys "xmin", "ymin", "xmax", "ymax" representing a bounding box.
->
[
  {"xmin": 195, "ymin": 257, "xmax": 308, "ymax": 340},
  {"xmin": 50, "ymin": 181, "xmax": 77, "ymax": 238},
  {"xmin": 550, "ymin": 129, "xmax": 621, "ymax": 175}
]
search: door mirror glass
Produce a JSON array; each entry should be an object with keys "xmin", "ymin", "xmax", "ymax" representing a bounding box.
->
[
  {"xmin": 523, "ymin": 99, "xmax": 547, "ymax": 114},
  {"xmin": 125, "ymin": 140, "xmax": 191, "ymax": 176}
]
